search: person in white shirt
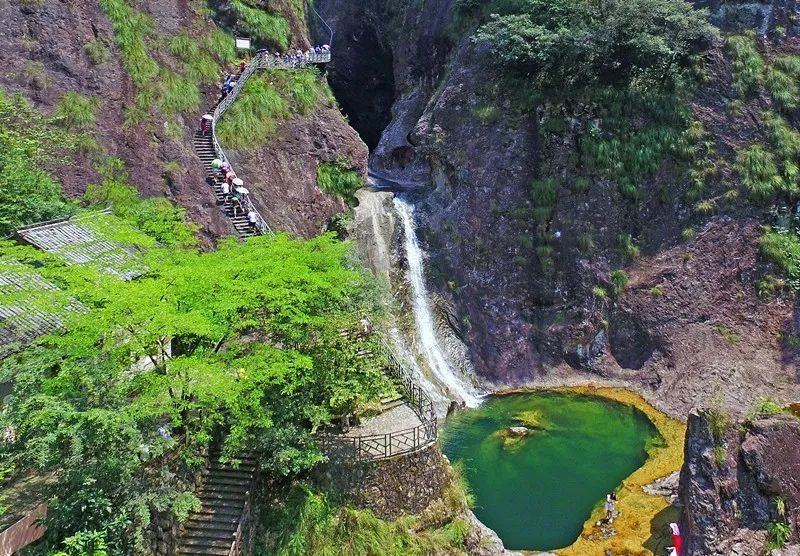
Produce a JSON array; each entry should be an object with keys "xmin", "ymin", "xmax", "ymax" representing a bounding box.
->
[{"xmin": 247, "ymin": 210, "xmax": 258, "ymax": 231}]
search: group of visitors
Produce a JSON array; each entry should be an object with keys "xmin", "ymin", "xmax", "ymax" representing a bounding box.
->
[
  {"xmin": 208, "ymin": 157, "xmax": 259, "ymax": 232},
  {"xmin": 256, "ymin": 44, "xmax": 330, "ymax": 68}
]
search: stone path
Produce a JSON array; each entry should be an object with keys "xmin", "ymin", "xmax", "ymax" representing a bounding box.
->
[{"xmin": 344, "ymin": 402, "xmax": 423, "ymax": 437}]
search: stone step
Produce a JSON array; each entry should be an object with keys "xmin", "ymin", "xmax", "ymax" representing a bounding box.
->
[
  {"xmin": 184, "ymin": 516, "xmax": 239, "ymax": 532},
  {"xmin": 180, "ymin": 526, "xmax": 236, "ymax": 540},
  {"xmin": 178, "ymin": 536, "xmax": 232, "ymax": 550},
  {"xmin": 194, "ymin": 495, "xmax": 248, "ymax": 508},
  {"xmin": 190, "ymin": 505, "xmax": 243, "ymax": 518},
  {"xmin": 176, "ymin": 546, "xmax": 230, "ymax": 556}
]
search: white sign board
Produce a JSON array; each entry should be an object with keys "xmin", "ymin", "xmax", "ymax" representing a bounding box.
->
[{"xmin": 235, "ymin": 37, "xmax": 251, "ymax": 50}]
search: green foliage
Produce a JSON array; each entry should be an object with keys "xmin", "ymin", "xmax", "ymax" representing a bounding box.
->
[
  {"xmin": 748, "ymin": 398, "xmax": 786, "ymax": 420},
  {"xmin": 230, "ymin": 0, "xmax": 291, "ymax": 50},
  {"xmin": 694, "ymin": 199, "xmax": 716, "ymax": 215},
  {"xmin": 52, "ymin": 530, "xmax": 109, "ymax": 556},
  {"xmin": 766, "ymin": 521, "xmax": 792, "ymax": 550},
  {"xmin": 83, "ymin": 157, "xmax": 199, "ymax": 248},
  {"xmin": 617, "ymin": 233, "xmax": 641, "ymax": 262},
  {"xmin": 475, "ymin": 0, "xmax": 716, "ymax": 94},
  {"xmin": 259, "ymin": 475, "xmax": 472, "ymax": 556},
  {"xmin": 84, "ymin": 39, "xmax": 110, "ymax": 65},
  {"xmin": 707, "ymin": 398, "xmax": 729, "ymax": 467},
  {"xmin": 316, "ymin": 159, "xmax": 363, "ymax": 202},
  {"xmin": 0, "ymin": 230, "xmax": 388, "ymax": 551},
  {"xmin": 759, "ymin": 227, "xmax": 800, "ymax": 291},
  {"xmin": 577, "ymin": 232, "xmax": 595, "ymax": 253},
  {"xmin": 610, "ymin": 270, "xmax": 629, "ymax": 296},
  {"xmin": 682, "ymin": 227, "xmax": 696, "ymax": 241},
  {"xmin": 592, "ymin": 285, "xmax": 608, "ymax": 300},
  {"xmin": 52, "ymin": 92, "xmax": 99, "ymax": 129},
  {"xmin": 0, "ymin": 92, "xmax": 75, "ymax": 236},
  {"xmin": 216, "ymin": 75, "xmax": 289, "ymax": 149},
  {"xmin": 98, "ymin": 0, "xmax": 238, "ymax": 121},
  {"xmin": 217, "ymin": 69, "xmax": 330, "ymax": 150},
  {"xmin": 649, "ymin": 286, "xmax": 664, "ymax": 297},
  {"xmin": 473, "ymin": 105, "xmax": 500, "ymax": 126},
  {"xmin": 736, "ymin": 145, "xmax": 785, "ymax": 202},
  {"xmin": 725, "ymin": 32, "xmax": 764, "ymax": 97}
]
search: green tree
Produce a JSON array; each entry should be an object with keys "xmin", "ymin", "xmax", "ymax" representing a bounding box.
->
[{"xmin": 0, "ymin": 232, "xmax": 389, "ymax": 553}]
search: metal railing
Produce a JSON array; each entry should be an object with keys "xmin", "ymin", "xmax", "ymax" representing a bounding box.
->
[
  {"xmin": 319, "ymin": 342, "xmax": 438, "ymax": 462},
  {"xmin": 210, "ymin": 51, "xmax": 331, "ymax": 236}
]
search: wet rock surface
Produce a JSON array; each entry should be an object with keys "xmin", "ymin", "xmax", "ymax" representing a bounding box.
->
[{"xmin": 679, "ymin": 409, "xmax": 800, "ymax": 555}]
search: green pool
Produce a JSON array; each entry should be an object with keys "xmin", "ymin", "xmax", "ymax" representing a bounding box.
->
[{"xmin": 441, "ymin": 391, "xmax": 660, "ymax": 551}]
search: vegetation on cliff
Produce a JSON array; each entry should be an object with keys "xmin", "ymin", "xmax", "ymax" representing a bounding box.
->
[{"xmin": 0, "ymin": 169, "xmax": 389, "ymax": 552}]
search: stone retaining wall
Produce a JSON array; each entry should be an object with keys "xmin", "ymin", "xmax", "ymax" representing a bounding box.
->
[{"xmin": 320, "ymin": 444, "xmax": 449, "ymax": 520}]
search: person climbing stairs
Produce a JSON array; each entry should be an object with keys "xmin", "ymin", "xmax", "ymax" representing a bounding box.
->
[{"xmin": 176, "ymin": 453, "xmax": 257, "ymax": 556}]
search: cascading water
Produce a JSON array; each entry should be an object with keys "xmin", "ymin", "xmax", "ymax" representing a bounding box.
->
[{"xmin": 393, "ymin": 196, "xmax": 481, "ymax": 408}]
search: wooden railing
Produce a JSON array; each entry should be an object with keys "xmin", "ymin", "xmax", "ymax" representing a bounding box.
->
[
  {"xmin": 210, "ymin": 50, "xmax": 331, "ymax": 236},
  {"xmin": 227, "ymin": 492, "xmax": 252, "ymax": 556}
]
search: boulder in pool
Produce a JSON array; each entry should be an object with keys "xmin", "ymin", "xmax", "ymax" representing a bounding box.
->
[{"xmin": 508, "ymin": 426, "xmax": 529, "ymax": 437}]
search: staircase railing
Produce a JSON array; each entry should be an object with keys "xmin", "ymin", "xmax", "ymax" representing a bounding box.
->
[
  {"xmin": 318, "ymin": 342, "xmax": 438, "ymax": 462},
  {"xmin": 227, "ymin": 492, "xmax": 252, "ymax": 556},
  {"xmin": 210, "ymin": 51, "xmax": 331, "ymax": 236}
]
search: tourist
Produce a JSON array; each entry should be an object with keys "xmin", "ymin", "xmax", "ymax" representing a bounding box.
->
[
  {"xmin": 604, "ymin": 494, "xmax": 616, "ymax": 524},
  {"xmin": 247, "ymin": 209, "xmax": 258, "ymax": 231},
  {"xmin": 210, "ymin": 158, "xmax": 222, "ymax": 178},
  {"xmin": 221, "ymin": 180, "xmax": 231, "ymax": 202},
  {"xmin": 200, "ymin": 114, "xmax": 213, "ymax": 136},
  {"xmin": 231, "ymin": 192, "xmax": 243, "ymax": 217},
  {"xmin": 239, "ymin": 59, "xmax": 247, "ymax": 73},
  {"xmin": 669, "ymin": 523, "xmax": 682, "ymax": 555},
  {"xmin": 226, "ymin": 170, "xmax": 236, "ymax": 187},
  {"xmin": 221, "ymin": 160, "xmax": 231, "ymax": 174}
]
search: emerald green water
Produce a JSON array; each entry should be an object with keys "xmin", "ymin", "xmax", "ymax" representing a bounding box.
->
[{"xmin": 441, "ymin": 392, "xmax": 660, "ymax": 551}]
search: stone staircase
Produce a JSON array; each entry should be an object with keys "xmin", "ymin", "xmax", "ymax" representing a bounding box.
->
[
  {"xmin": 193, "ymin": 129, "xmax": 256, "ymax": 239},
  {"xmin": 176, "ymin": 454, "xmax": 257, "ymax": 556}
]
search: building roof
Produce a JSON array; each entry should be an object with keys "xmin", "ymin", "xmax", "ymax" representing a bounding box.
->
[
  {"xmin": 15, "ymin": 210, "xmax": 145, "ymax": 280},
  {"xmin": 0, "ymin": 267, "xmax": 66, "ymax": 359}
]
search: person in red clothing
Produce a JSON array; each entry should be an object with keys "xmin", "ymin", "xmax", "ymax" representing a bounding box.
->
[
  {"xmin": 239, "ymin": 59, "xmax": 247, "ymax": 73},
  {"xmin": 199, "ymin": 114, "xmax": 212, "ymax": 135},
  {"xmin": 669, "ymin": 523, "xmax": 682, "ymax": 555}
]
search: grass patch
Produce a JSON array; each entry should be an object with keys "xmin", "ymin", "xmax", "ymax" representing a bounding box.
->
[
  {"xmin": 317, "ymin": 159, "xmax": 363, "ymax": 201},
  {"xmin": 736, "ymin": 144, "xmax": 785, "ymax": 202},
  {"xmin": 52, "ymin": 92, "xmax": 99, "ymax": 129},
  {"xmin": 726, "ymin": 32, "xmax": 764, "ymax": 97},
  {"xmin": 712, "ymin": 323, "xmax": 739, "ymax": 344},
  {"xmin": 617, "ymin": 233, "xmax": 640, "ymax": 262},
  {"xmin": 759, "ymin": 227, "xmax": 800, "ymax": 291},
  {"xmin": 217, "ymin": 69, "xmax": 330, "ymax": 150},
  {"xmin": 216, "ymin": 76, "xmax": 290, "ymax": 149},
  {"xmin": 230, "ymin": 0, "xmax": 291, "ymax": 50},
  {"xmin": 258, "ymin": 464, "xmax": 474, "ymax": 555},
  {"xmin": 610, "ymin": 269, "xmax": 629, "ymax": 296},
  {"xmin": 84, "ymin": 39, "xmax": 110, "ymax": 65}
]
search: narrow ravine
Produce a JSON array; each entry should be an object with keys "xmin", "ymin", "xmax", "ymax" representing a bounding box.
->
[{"xmin": 394, "ymin": 196, "xmax": 481, "ymax": 408}]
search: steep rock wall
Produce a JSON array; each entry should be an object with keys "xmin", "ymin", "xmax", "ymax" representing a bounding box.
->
[
  {"xmin": 4, "ymin": 0, "xmax": 363, "ymax": 243},
  {"xmin": 679, "ymin": 409, "xmax": 800, "ymax": 554},
  {"xmin": 318, "ymin": 0, "xmax": 799, "ymax": 415}
]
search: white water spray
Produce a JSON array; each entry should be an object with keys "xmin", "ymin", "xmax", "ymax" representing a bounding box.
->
[{"xmin": 393, "ymin": 196, "xmax": 481, "ymax": 408}]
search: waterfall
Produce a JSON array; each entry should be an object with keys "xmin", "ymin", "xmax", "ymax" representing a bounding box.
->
[{"xmin": 393, "ymin": 196, "xmax": 481, "ymax": 408}]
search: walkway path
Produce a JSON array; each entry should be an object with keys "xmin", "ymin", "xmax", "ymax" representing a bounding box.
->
[{"xmin": 194, "ymin": 52, "xmax": 330, "ymax": 238}]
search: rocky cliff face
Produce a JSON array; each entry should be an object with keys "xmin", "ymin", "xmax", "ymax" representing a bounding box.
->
[
  {"xmin": 4, "ymin": 0, "xmax": 360, "ymax": 243},
  {"xmin": 318, "ymin": 0, "xmax": 800, "ymax": 415},
  {"xmin": 679, "ymin": 409, "xmax": 800, "ymax": 555}
]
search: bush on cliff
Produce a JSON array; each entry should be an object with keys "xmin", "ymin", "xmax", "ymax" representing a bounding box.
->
[{"xmin": 475, "ymin": 0, "xmax": 717, "ymax": 95}]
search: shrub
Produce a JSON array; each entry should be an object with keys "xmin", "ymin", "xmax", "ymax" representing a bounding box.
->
[
  {"xmin": 473, "ymin": 105, "xmax": 499, "ymax": 125},
  {"xmin": 316, "ymin": 159, "xmax": 363, "ymax": 201},
  {"xmin": 758, "ymin": 227, "xmax": 800, "ymax": 291},
  {"xmin": 694, "ymin": 199, "xmax": 716, "ymax": 215},
  {"xmin": 610, "ymin": 269, "xmax": 629, "ymax": 296},
  {"xmin": 617, "ymin": 233, "xmax": 640, "ymax": 262},
  {"xmin": 592, "ymin": 286, "xmax": 608, "ymax": 300},
  {"xmin": 649, "ymin": 286, "xmax": 664, "ymax": 297},
  {"xmin": 52, "ymin": 92, "xmax": 99, "ymax": 129},
  {"xmin": 577, "ymin": 232, "xmax": 595, "ymax": 253},
  {"xmin": 682, "ymin": 227, "xmax": 696, "ymax": 241}
]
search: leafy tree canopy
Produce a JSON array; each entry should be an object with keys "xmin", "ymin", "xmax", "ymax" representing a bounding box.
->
[
  {"xmin": 473, "ymin": 0, "xmax": 717, "ymax": 95},
  {"xmin": 0, "ymin": 231, "xmax": 389, "ymax": 553}
]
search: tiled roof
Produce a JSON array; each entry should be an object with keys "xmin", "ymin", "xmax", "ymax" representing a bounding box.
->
[
  {"xmin": 0, "ymin": 268, "xmax": 65, "ymax": 358},
  {"xmin": 15, "ymin": 210, "xmax": 145, "ymax": 281}
]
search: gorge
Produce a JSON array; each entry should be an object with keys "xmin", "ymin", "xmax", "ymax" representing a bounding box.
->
[{"xmin": 0, "ymin": 0, "xmax": 799, "ymax": 554}]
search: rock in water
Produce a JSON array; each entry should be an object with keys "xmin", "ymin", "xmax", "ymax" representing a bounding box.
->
[{"xmin": 508, "ymin": 426, "xmax": 529, "ymax": 437}]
